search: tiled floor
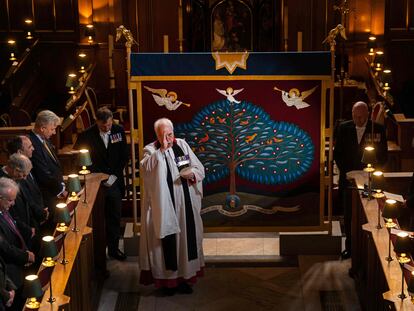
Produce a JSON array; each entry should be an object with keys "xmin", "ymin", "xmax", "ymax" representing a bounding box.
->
[{"xmin": 98, "ymin": 235, "xmax": 361, "ymax": 311}]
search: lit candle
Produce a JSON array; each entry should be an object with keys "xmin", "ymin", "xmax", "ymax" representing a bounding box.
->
[{"xmin": 163, "ymin": 35, "xmax": 169, "ymax": 53}]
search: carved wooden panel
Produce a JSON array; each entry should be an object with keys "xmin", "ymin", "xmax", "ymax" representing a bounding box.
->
[
  {"xmin": 0, "ymin": 0, "xmax": 78, "ymax": 38},
  {"xmin": 389, "ymin": 0, "xmax": 407, "ymax": 30},
  {"xmin": 0, "ymin": 0, "xmax": 8, "ymax": 30},
  {"xmin": 9, "ymin": 0, "xmax": 32, "ymax": 30},
  {"xmin": 34, "ymin": 0, "xmax": 54, "ymax": 30},
  {"xmin": 55, "ymin": 0, "xmax": 76, "ymax": 30}
]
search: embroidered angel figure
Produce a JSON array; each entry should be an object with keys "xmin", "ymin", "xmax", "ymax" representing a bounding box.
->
[
  {"xmin": 144, "ymin": 86, "xmax": 190, "ymax": 111},
  {"xmin": 273, "ymin": 85, "xmax": 318, "ymax": 109},
  {"xmin": 216, "ymin": 87, "xmax": 244, "ymax": 104}
]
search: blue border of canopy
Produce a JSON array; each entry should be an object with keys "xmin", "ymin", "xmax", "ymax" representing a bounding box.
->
[{"xmin": 130, "ymin": 52, "xmax": 331, "ymax": 77}]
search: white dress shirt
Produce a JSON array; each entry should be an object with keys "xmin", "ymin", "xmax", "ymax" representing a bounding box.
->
[{"xmin": 100, "ymin": 131, "xmax": 111, "ymax": 148}]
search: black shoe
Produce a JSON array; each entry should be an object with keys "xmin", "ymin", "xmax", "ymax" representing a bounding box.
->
[
  {"xmin": 177, "ymin": 282, "xmax": 193, "ymax": 294},
  {"xmin": 161, "ymin": 287, "xmax": 176, "ymax": 296},
  {"xmin": 341, "ymin": 250, "xmax": 351, "ymax": 260},
  {"xmin": 108, "ymin": 249, "xmax": 127, "ymax": 261}
]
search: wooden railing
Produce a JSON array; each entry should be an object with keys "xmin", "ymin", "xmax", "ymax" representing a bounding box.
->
[
  {"xmin": 349, "ymin": 171, "xmax": 414, "ymax": 310},
  {"xmin": 0, "ymin": 39, "xmax": 40, "ymax": 93},
  {"xmin": 29, "ymin": 173, "xmax": 108, "ymax": 311},
  {"xmin": 0, "ymin": 39, "xmax": 41, "ymax": 125}
]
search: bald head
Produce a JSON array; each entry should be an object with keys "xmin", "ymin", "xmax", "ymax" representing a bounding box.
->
[
  {"xmin": 154, "ymin": 118, "xmax": 174, "ymax": 150},
  {"xmin": 352, "ymin": 101, "xmax": 369, "ymax": 127}
]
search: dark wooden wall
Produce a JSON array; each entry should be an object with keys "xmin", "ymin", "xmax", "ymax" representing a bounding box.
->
[
  {"xmin": 385, "ymin": 0, "xmax": 414, "ymax": 116},
  {"xmin": 1, "ymin": 0, "xmax": 413, "ymax": 117},
  {"xmin": 0, "ymin": 0, "xmax": 79, "ymax": 41}
]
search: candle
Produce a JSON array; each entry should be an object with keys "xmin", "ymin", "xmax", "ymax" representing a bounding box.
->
[
  {"xmin": 297, "ymin": 31, "xmax": 302, "ymax": 52},
  {"xmin": 163, "ymin": 35, "xmax": 169, "ymax": 53}
]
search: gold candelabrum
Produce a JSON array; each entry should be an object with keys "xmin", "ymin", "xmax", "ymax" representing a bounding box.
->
[
  {"xmin": 372, "ymin": 170, "xmax": 385, "ymax": 229},
  {"xmin": 23, "ymin": 275, "xmax": 43, "ymax": 309},
  {"xmin": 78, "ymin": 149, "xmax": 92, "ymax": 204},
  {"xmin": 362, "ymin": 145, "xmax": 376, "ymax": 202},
  {"xmin": 67, "ymin": 174, "xmax": 81, "ymax": 231},
  {"xmin": 382, "ymin": 199, "xmax": 399, "ymax": 261},
  {"xmin": 54, "ymin": 203, "xmax": 71, "ymax": 265},
  {"xmin": 40, "ymin": 235, "xmax": 59, "ymax": 303},
  {"xmin": 395, "ymin": 231, "xmax": 411, "ymax": 300}
]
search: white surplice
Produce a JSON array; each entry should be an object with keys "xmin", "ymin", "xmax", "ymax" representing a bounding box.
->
[{"xmin": 139, "ymin": 138, "xmax": 205, "ymax": 283}]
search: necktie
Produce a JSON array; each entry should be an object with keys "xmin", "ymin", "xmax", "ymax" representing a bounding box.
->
[
  {"xmin": 43, "ymin": 140, "xmax": 57, "ymax": 162},
  {"xmin": 2, "ymin": 211, "xmax": 27, "ymax": 250}
]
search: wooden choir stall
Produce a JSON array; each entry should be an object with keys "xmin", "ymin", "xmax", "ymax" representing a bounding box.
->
[
  {"xmin": 25, "ymin": 173, "xmax": 108, "ymax": 311},
  {"xmin": 349, "ymin": 171, "xmax": 414, "ymax": 311}
]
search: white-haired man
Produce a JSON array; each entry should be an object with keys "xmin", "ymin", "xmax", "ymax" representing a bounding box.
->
[
  {"xmin": 140, "ymin": 118, "xmax": 205, "ymax": 295},
  {"xmin": 29, "ymin": 110, "xmax": 66, "ymax": 228},
  {"xmin": 7, "ymin": 136, "xmax": 49, "ymax": 233},
  {"xmin": 0, "ymin": 154, "xmax": 35, "ymax": 229},
  {"xmin": 0, "ymin": 177, "xmax": 35, "ymax": 310}
]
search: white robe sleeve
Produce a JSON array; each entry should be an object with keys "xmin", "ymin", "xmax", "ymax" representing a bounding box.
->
[{"xmin": 140, "ymin": 143, "xmax": 180, "ymax": 239}]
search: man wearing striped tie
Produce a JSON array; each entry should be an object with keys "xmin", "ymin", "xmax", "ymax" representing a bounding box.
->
[{"xmin": 29, "ymin": 110, "xmax": 67, "ymax": 230}]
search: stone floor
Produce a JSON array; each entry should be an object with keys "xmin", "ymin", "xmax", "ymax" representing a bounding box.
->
[{"xmin": 98, "ymin": 235, "xmax": 361, "ymax": 311}]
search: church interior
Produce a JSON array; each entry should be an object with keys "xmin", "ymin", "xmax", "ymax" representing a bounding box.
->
[{"xmin": 0, "ymin": 0, "xmax": 413, "ymax": 310}]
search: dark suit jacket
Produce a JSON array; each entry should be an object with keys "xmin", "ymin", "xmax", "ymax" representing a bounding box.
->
[
  {"xmin": 29, "ymin": 131, "xmax": 64, "ymax": 209},
  {"xmin": 0, "ymin": 170, "xmax": 34, "ymax": 229},
  {"xmin": 0, "ymin": 256, "xmax": 16, "ymax": 310},
  {"xmin": 334, "ymin": 119, "xmax": 388, "ymax": 182},
  {"xmin": 74, "ymin": 123, "xmax": 129, "ymax": 193},
  {"xmin": 0, "ymin": 213, "xmax": 31, "ymax": 288},
  {"xmin": 20, "ymin": 175, "xmax": 47, "ymax": 230}
]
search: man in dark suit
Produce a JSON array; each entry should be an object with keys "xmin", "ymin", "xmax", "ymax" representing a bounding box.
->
[
  {"xmin": 334, "ymin": 101, "xmax": 388, "ymax": 259},
  {"xmin": 0, "ymin": 255, "xmax": 16, "ymax": 310},
  {"xmin": 0, "ymin": 177, "xmax": 35, "ymax": 311},
  {"xmin": 7, "ymin": 136, "xmax": 49, "ymax": 232},
  {"xmin": 29, "ymin": 110, "xmax": 67, "ymax": 225},
  {"xmin": 74, "ymin": 107, "xmax": 129, "ymax": 261}
]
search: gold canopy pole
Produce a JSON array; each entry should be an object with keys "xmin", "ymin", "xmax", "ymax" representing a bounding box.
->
[
  {"xmin": 323, "ymin": 24, "xmax": 347, "ymax": 235},
  {"xmin": 116, "ymin": 26, "xmax": 139, "ymax": 234}
]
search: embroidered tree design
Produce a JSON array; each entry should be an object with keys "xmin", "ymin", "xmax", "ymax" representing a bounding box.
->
[{"xmin": 175, "ymin": 100, "xmax": 314, "ymax": 195}]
